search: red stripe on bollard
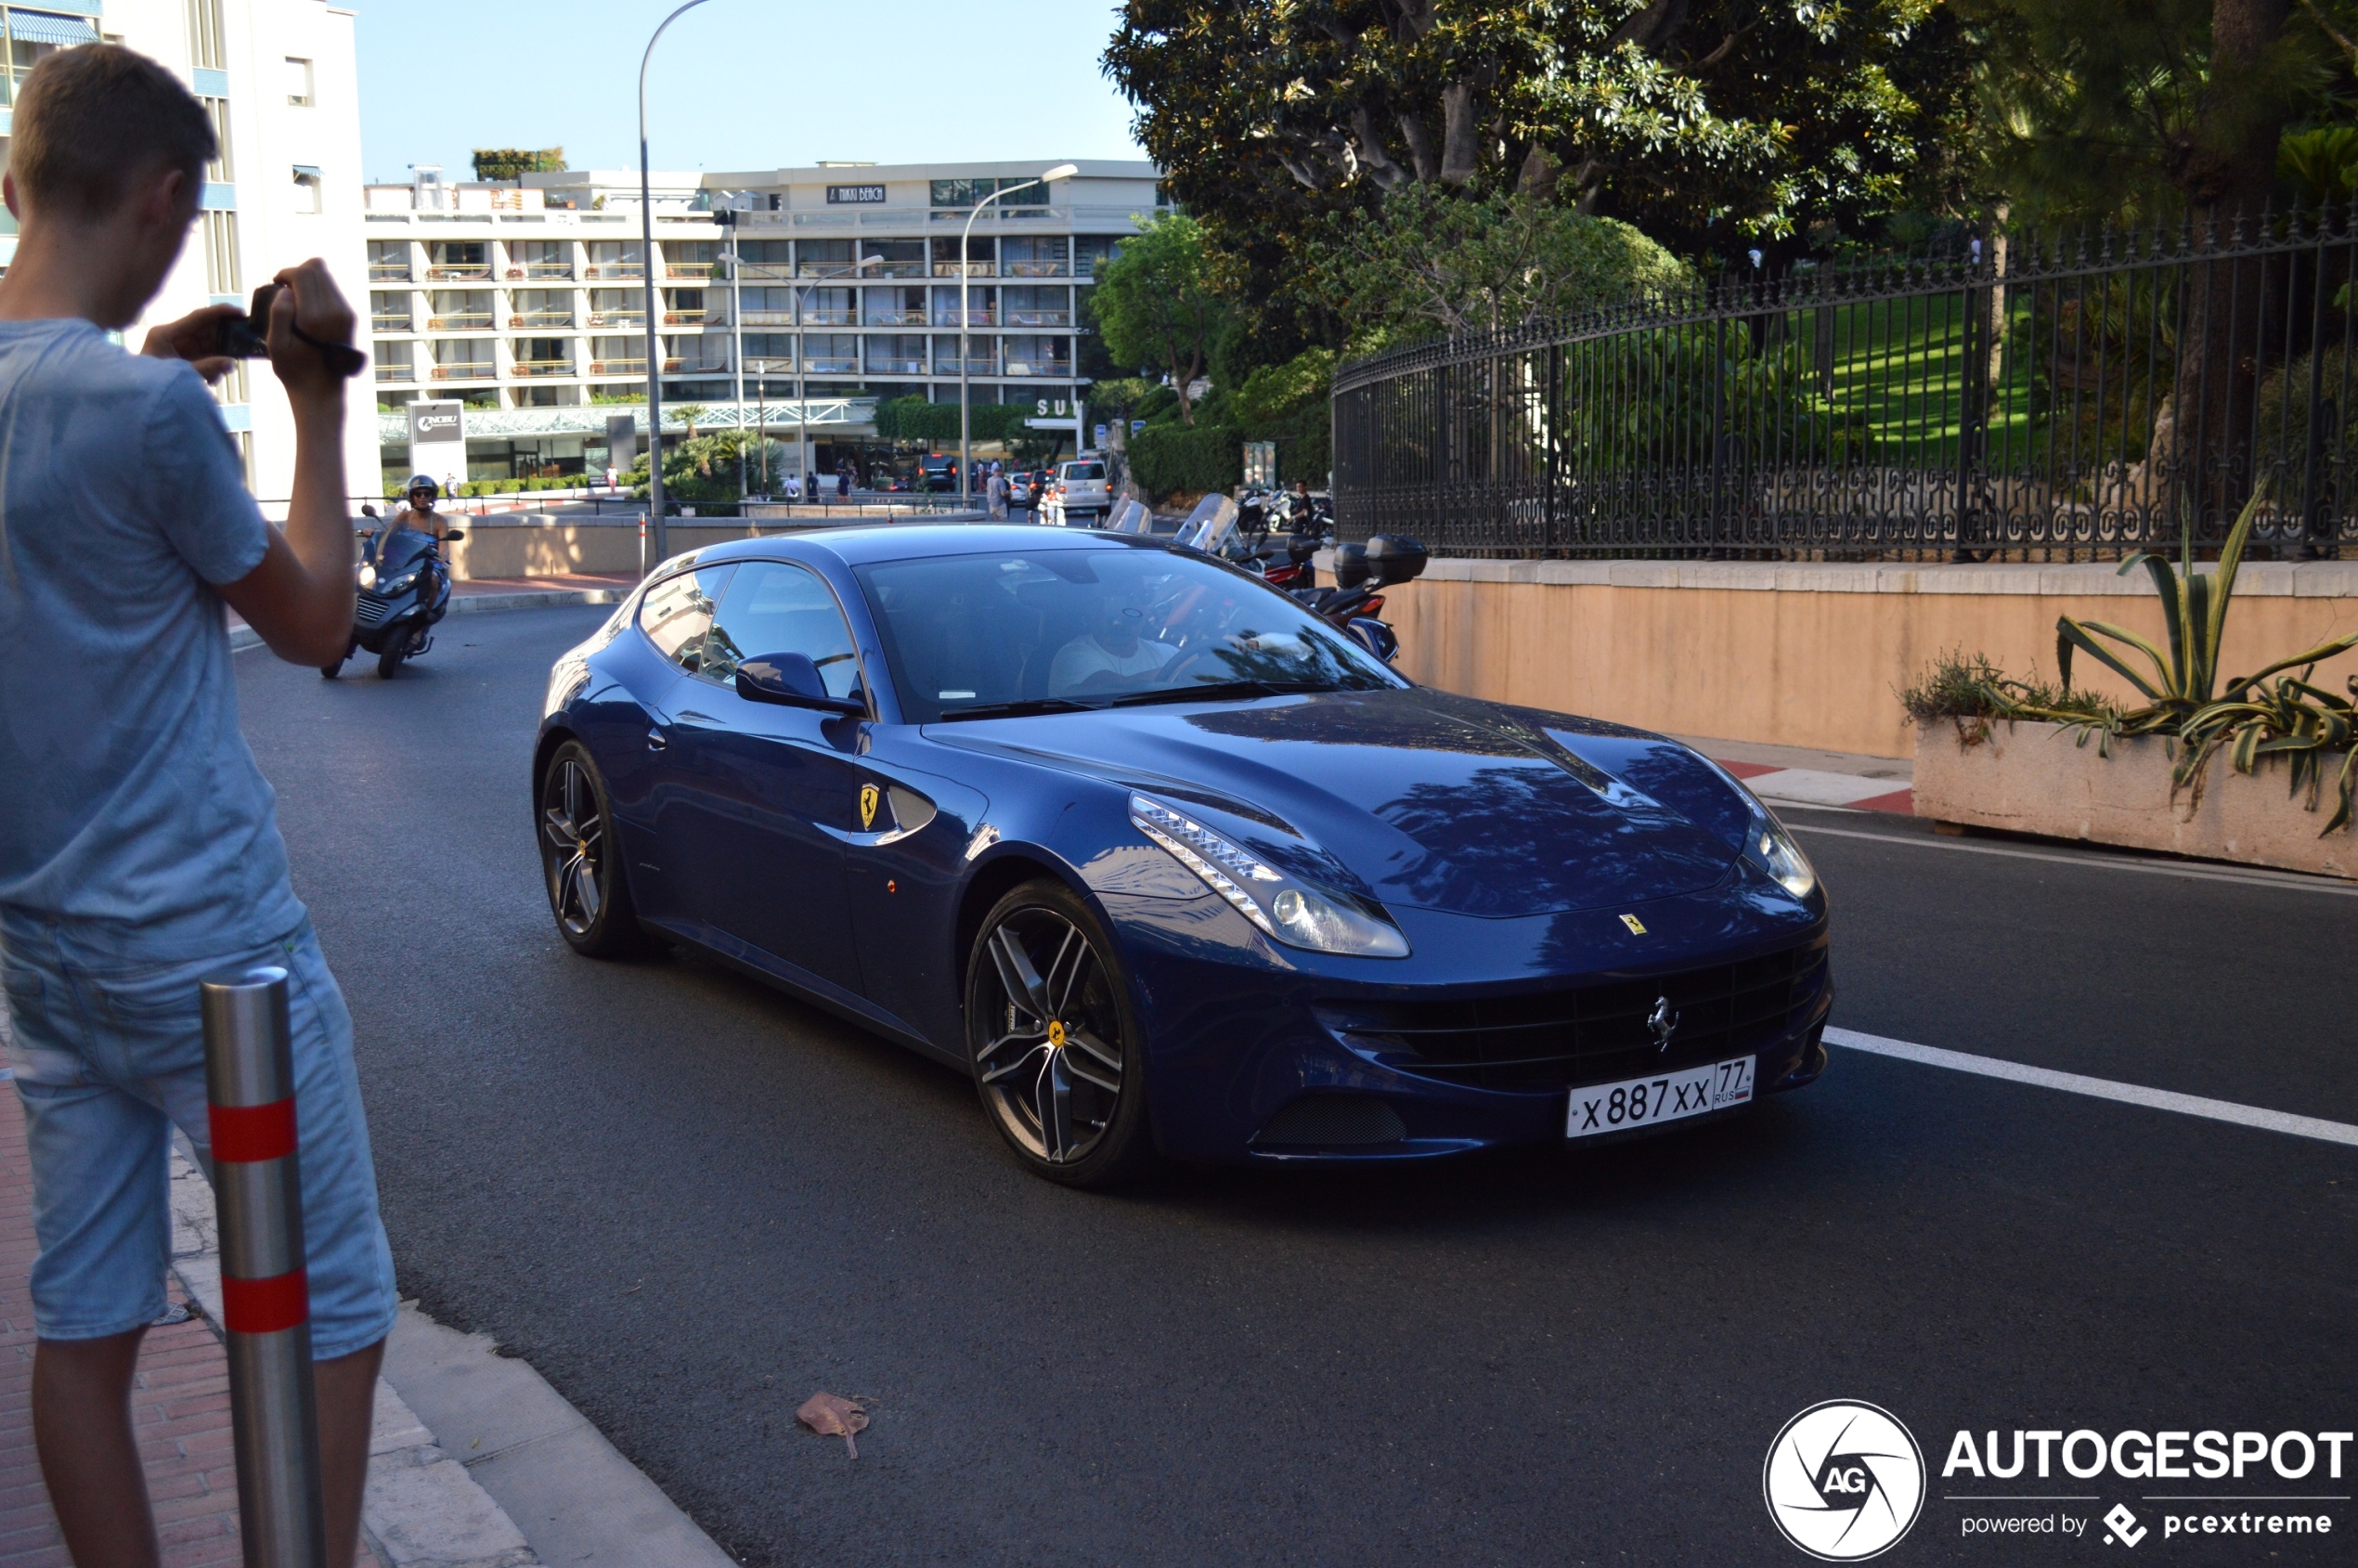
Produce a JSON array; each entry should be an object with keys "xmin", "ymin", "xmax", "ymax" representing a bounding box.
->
[
  {"xmin": 222, "ymin": 1268, "xmax": 311, "ymax": 1335},
  {"xmin": 209, "ymin": 1097, "xmax": 299, "ymax": 1163}
]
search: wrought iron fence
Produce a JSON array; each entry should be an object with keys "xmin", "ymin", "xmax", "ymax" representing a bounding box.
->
[{"xmin": 1331, "ymin": 208, "xmax": 2358, "ymax": 560}]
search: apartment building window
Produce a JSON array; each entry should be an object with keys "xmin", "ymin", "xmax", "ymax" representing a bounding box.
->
[
  {"xmin": 511, "ymin": 338, "xmax": 573, "ymax": 378},
  {"xmin": 588, "ymin": 337, "xmax": 644, "ymax": 375},
  {"xmin": 736, "ymin": 241, "xmax": 791, "ymax": 280},
  {"xmin": 932, "ymin": 236, "xmax": 994, "ymax": 278},
  {"xmin": 1002, "ymin": 286, "xmax": 1070, "ymax": 328},
  {"xmin": 368, "ymin": 240, "xmax": 412, "ymax": 282},
  {"xmin": 373, "ymin": 341, "xmax": 414, "ymax": 385},
  {"xmin": 201, "ymin": 99, "xmax": 233, "ymax": 182},
  {"xmin": 201, "ymin": 211, "xmax": 242, "ymax": 295},
  {"xmin": 933, "ymin": 285, "xmax": 996, "ymax": 326},
  {"xmin": 587, "ymin": 290, "xmax": 643, "ymax": 328},
  {"xmin": 661, "ymin": 289, "xmax": 706, "ymax": 326},
  {"xmin": 510, "ymin": 240, "xmax": 572, "ymax": 280},
  {"xmin": 800, "ymin": 288, "xmax": 853, "ymax": 326},
  {"xmin": 186, "ymin": 0, "xmax": 227, "ymax": 71},
  {"xmin": 933, "ymin": 334, "xmax": 996, "ymax": 375},
  {"xmin": 369, "ymin": 291, "xmax": 412, "ymax": 332},
  {"xmin": 429, "ymin": 340, "xmax": 496, "ymax": 382},
  {"xmin": 292, "ymin": 166, "xmax": 323, "ymax": 214},
  {"xmin": 801, "ymin": 334, "xmax": 857, "ymax": 375},
  {"xmin": 510, "ymin": 290, "xmax": 572, "ymax": 329},
  {"xmin": 741, "ymin": 334, "xmax": 795, "ymax": 371},
  {"xmin": 865, "ymin": 239, "xmax": 925, "ymax": 278},
  {"xmin": 1004, "ymin": 336, "xmax": 1070, "ymax": 377},
  {"xmin": 862, "ymin": 286, "xmax": 926, "ymax": 328},
  {"xmin": 864, "ymin": 336, "xmax": 926, "ymax": 376},
  {"xmin": 797, "ymin": 239, "xmax": 855, "ymax": 277},
  {"xmin": 664, "ymin": 334, "xmax": 727, "ymax": 373},
  {"xmin": 738, "ymin": 287, "xmax": 797, "ymax": 327},
  {"xmin": 1002, "ymin": 237, "xmax": 1069, "ymax": 278},
  {"xmin": 427, "ymin": 241, "xmax": 489, "ymax": 280},
  {"xmin": 663, "ymin": 241, "xmax": 717, "ymax": 280},
  {"xmin": 428, "ymin": 291, "xmax": 493, "ymax": 330},
  {"xmin": 587, "ymin": 240, "xmax": 642, "ymax": 279},
  {"xmin": 284, "ymin": 57, "xmax": 313, "ymax": 107},
  {"xmin": 1074, "ymin": 235, "xmax": 1124, "ymax": 278}
]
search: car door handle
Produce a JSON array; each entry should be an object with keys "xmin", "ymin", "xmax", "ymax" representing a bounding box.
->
[{"xmin": 646, "ymin": 728, "xmax": 667, "ymax": 752}]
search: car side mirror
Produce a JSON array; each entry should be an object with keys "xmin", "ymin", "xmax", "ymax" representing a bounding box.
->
[
  {"xmin": 442, "ymin": 527, "xmax": 466, "ymax": 542},
  {"xmin": 736, "ymin": 652, "xmax": 868, "ymax": 716}
]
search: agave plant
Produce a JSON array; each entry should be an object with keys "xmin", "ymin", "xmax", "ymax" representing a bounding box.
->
[
  {"xmin": 2044, "ymin": 489, "xmax": 2358, "ymax": 729},
  {"xmin": 2176, "ymin": 671, "xmax": 2358, "ymax": 836}
]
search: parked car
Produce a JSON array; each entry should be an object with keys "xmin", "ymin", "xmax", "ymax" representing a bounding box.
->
[
  {"xmin": 1007, "ymin": 471, "xmax": 1040, "ymax": 508},
  {"xmin": 535, "ymin": 525, "xmax": 1831, "ymax": 1186}
]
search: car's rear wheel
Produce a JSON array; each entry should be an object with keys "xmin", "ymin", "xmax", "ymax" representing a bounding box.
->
[
  {"xmin": 966, "ymin": 881, "xmax": 1155, "ymax": 1187},
  {"xmin": 538, "ymin": 741, "xmax": 651, "ymax": 957}
]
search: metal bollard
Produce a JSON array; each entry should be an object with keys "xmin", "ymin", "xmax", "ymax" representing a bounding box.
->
[
  {"xmin": 200, "ymin": 966, "xmax": 329, "ymax": 1568},
  {"xmin": 638, "ymin": 512, "xmax": 649, "ymax": 578}
]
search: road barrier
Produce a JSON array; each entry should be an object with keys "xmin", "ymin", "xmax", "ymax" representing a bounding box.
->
[{"xmin": 200, "ymin": 966, "xmax": 330, "ymax": 1568}]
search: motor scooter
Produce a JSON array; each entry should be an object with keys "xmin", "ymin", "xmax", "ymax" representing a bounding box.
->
[{"xmin": 321, "ymin": 523, "xmax": 464, "ymax": 680}]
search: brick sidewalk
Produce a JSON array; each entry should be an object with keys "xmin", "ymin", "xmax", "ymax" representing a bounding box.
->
[{"xmin": 0, "ymin": 1094, "xmax": 244, "ymax": 1566}]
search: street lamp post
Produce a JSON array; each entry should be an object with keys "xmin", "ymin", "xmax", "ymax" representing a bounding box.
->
[
  {"xmin": 638, "ymin": 0, "xmax": 714, "ymax": 561},
  {"xmin": 796, "ymin": 256, "xmax": 883, "ymax": 505},
  {"xmin": 962, "ymin": 164, "xmax": 1077, "ymax": 508},
  {"xmin": 720, "ymin": 204, "xmax": 746, "ymax": 498}
]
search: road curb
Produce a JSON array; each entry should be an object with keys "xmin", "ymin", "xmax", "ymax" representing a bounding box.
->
[
  {"xmin": 230, "ymin": 586, "xmax": 629, "ymax": 654},
  {"xmin": 168, "ymin": 1138, "xmax": 731, "ymax": 1568}
]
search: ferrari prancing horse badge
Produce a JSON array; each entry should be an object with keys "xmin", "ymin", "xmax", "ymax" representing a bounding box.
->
[{"xmin": 859, "ymin": 784, "xmax": 881, "ymax": 831}]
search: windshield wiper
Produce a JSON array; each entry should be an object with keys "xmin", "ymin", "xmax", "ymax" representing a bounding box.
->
[
  {"xmin": 934, "ymin": 696, "xmax": 1098, "ymax": 722},
  {"xmin": 1104, "ymin": 679, "xmax": 1334, "ymax": 707}
]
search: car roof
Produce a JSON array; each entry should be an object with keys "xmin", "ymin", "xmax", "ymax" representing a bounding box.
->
[{"xmin": 688, "ymin": 524, "xmax": 1163, "ymax": 569}]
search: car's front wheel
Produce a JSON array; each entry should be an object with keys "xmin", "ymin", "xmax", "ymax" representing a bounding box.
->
[
  {"xmin": 538, "ymin": 741, "xmax": 651, "ymax": 957},
  {"xmin": 966, "ymin": 881, "xmax": 1155, "ymax": 1187}
]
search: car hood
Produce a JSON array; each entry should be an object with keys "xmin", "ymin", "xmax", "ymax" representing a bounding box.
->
[{"xmin": 926, "ymin": 688, "xmax": 1744, "ymax": 918}]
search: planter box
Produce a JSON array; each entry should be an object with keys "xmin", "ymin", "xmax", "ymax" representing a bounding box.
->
[{"xmin": 1912, "ymin": 719, "xmax": 2356, "ymax": 879}]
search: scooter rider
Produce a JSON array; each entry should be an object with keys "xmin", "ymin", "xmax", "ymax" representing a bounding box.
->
[{"xmin": 382, "ymin": 473, "xmax": 452, "ymax": 550}]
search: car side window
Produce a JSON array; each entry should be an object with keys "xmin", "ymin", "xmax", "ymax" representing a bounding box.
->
[
  {"xmin": 705, "ymin": 560, "xmax": 864, "ymax": 700},
  {"xmin": 638, "ymin": 564, "xmax": 736, "ymax": 673}
]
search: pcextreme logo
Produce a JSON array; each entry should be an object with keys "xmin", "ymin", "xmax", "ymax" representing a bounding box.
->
[{"xmin": 1764, "ymin": 1400, "xmax": 1928, "ymax": 1562}]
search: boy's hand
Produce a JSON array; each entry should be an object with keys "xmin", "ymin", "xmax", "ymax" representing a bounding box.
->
[
  {"xmin": 267, "ymin": 259, "xmax": 357, "ymax": 400},
  {"xmin": 139, "ymin": 305, "xmax": 241, "ymax": 384}
]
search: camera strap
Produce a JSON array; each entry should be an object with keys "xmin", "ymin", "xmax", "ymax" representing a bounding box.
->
[{"xmin": 290, "ymin": 321, "xmax": 367, "ymax": 379}]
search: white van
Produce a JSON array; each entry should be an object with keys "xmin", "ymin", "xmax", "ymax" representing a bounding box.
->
[{"xmin": 1044, "ymin": 458, "xmax": 1110, "ymax": 525}]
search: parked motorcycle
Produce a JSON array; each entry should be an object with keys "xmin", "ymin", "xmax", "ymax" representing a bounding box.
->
[
  {"xmin": 1292, "ymin": 534, "xmax": 1427, "ymax": 662},
  {"xmin": 322, "ymin": 523, "xmax": 463, "ymax": 680}
]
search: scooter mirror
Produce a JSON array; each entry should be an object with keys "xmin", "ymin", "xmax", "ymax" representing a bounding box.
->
[{"xmin": 442, "ymin": 528, "xmax": 466, "ymax": 542}]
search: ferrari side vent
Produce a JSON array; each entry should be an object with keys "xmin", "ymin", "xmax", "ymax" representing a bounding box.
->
[{"xmin": 1253, "ymin": 1095, "xmax": 1406, "ymax": 1148}]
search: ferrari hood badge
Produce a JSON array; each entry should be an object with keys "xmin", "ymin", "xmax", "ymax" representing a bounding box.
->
[{"xmin": 1619, "ymin": 913, "xmax": 1648, "ymax": 935}]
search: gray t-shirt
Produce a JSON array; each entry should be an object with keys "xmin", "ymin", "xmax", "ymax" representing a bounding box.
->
[{"xmin": 0, "ymin": 319, "xmax": 303, "ymax": 959}]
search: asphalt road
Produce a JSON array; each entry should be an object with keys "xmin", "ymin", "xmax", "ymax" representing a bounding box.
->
[{"xmin": 241, "ymin": 606, "xmax": 2358, "ymax": 1567}]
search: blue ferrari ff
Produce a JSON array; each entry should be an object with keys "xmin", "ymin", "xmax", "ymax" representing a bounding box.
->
[{"xmin": 536, "ymin": 525, "xmax": 1831, "ymax": 1186}]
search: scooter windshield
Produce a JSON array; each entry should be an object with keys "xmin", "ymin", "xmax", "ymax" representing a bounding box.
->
[{"xmin": 376, "ymin": 528, "xmax": 440, "ymax": 572}]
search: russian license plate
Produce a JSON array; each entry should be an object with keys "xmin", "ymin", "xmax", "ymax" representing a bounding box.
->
[{"xmin": 1566, "ymin": 1055, "xmax": 1755, "ymax": 1139}]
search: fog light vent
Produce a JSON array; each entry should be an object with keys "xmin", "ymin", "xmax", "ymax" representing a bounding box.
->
[{"xmin": 1253, "ymin": 1095, "xmax": 1406, "ymax": 1148}]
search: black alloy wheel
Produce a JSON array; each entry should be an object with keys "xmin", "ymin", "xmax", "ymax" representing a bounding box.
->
[
  {"xmin": 538, "ymin": 741, "xmax": 650, "ymax": 957},
  {"xmin": 965, "ymin": 881, "xmax": 1154, "ymax": 1187}
]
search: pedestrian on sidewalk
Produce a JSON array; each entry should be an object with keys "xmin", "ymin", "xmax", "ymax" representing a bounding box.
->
[{"xmin": 0, "ymin": 45, "xmax": 394, "ymax": 1568}]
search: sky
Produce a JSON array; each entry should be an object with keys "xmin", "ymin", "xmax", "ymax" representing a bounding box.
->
[{"xmin": 344, "ymin": 0, "xmax": 1149, "ymax": 185}]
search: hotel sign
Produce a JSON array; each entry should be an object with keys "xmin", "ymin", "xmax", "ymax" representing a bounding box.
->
[{"xmin": 825, "ymin": 185, "xmax": 887, "ymax": 204}]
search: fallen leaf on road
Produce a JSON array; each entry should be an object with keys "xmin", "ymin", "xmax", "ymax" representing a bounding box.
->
[{"xmin": 797, "ymin": 1393, "xmax": 868, "ymax": 1458}]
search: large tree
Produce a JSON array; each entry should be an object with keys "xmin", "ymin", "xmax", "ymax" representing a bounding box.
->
[
  {"xmin": 1105, "ymin": 2, "xmax": 1970, "ymax": 267},
  {"xmin": 1088, "ymin": 214, "xmax": 1233, "ymax": 425}
]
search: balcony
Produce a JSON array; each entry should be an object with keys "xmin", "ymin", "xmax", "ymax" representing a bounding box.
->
[
  {"xmin": 738, "ymin": 309, "xmax": 797, "ymax": 327},
  {"xmin": 505, "ymin": 263, "xmax": 575, "ymax": 280},
  {"xmin": 374, "ymin": 362, "xmax": 415, "ymax": 382},
  {"xmin": 1005, "ymin": 359, "xmax": 1071, "ymax": 377},
  {"xmin": 804, "ymin": 356, "xmax": 857, "ymax": 374},
  {"xmin": 662, "ymin": 309, "xmax": 708, "ymax": 325},
  {"xmin": 666, "ymin": 263, "xmax": 716, "ymax": 279},
  {"xmin": 932, "ymin": 262, "xmax": 995, "ymax": 278},
  {"xmin": 588, "ymin": 358, "xmax": 645, "ymax": 376},
  {"xmin": 801, "ymin": 308, "xmax": 857, "ymax": 327},
  {"xmin": 512, "ymin": 360, "xmax": 576, "ymax": 378},
  {"xmin": 737, "ymin": 263, "xmax": 795, "ymax": 282},
  {"xmin": 509, "ymin": 312, "xmax": 574, "ymax": 330},
  {"xmin": 1003, "ymin": 261, "xmax": 1070, "ymax": 278},
  {"xmin": 1005, "ymin": 310, "xmax": 1072, "ymax": 328},
  {"xmin": 585, "ymin": 263, "xmax": 644, "ymax": 279},
  {"xmin": 864, "ymin": 310, "xmax": 926, "ymax": 327},
  {"xmin": 426, "ymin": 265, "xmax": 493, "ymax": 281},
  {"xmin": 370, "ymin": 314, "xmax": 414, "ymax": 332},
  {"xmin": 586, "ymin": 310, "xmax": 645, "ymax": 329},
  {"xmin": 867, "ymin": 356, "xmax": 926, "ymax": 375},
  {"xmin": 430, "ymin": 363, "xmax": 498, "ymax": 382},
  {"xmin": 934, "ymin": 310, "xmax": 997, "ymax": 327},
  {"xmin": 426, "ymin": 313, "xmax": 494, "ymax": 330},
  {"xmin": 369, "ymin": 264, "xmax": 412, "ymax": 281},
  {"xmin": 936, "ymin": 356, "xmax": 1001, "ymax": 375}
]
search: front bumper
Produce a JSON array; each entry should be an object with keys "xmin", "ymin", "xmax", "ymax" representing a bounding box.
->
[{"xmin": 1102, "ymin": 876, "xmax": 1833, "ymax": 1164}]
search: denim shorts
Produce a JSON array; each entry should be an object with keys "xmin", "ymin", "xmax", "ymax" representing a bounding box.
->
[{"xmin": 0, "ymin": 919, "xmax": 396, "ymax": 1356}]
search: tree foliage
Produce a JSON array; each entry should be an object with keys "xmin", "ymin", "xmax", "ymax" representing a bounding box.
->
[
  {"xmin": 1312, "ymin": 187, "xmax": 1691, "ymax": 343},
  {"xmin": 1105, "ymin": 1, "xmax": 1971, "ymax": 271},
  {"xmin": 471, "ymin": 147, "xmax": 566, "ymax": 182},
  {"xmin": 1087, "ymin": 214, "xmax": 1234, "ymax": 424}
]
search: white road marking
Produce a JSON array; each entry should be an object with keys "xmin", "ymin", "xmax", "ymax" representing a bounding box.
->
[
  {"xmin": 1789, "ymin": 820, "xmax": 2358, "ymax": 897},
  {"xmin": 1826, "ymin": 1028, "xmax": 2358, "ymax": 1148}
]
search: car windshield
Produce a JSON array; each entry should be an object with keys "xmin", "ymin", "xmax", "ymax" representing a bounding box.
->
[{"xmin": 853, "ymin": 545, "xmax": 1405, "ymax": 722}]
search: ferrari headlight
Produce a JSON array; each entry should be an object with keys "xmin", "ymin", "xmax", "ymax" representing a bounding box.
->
[
  {"xmin": 1743, "ymin": 809, "xmax": 1817, "ymax": 901},
  {"xmin": 357, "ymin": 563, "xmax": 377, "ymax": 589},
  {"xmin": 1128, "ymin": 794, "xmax": 1408, "ymax": 957}
]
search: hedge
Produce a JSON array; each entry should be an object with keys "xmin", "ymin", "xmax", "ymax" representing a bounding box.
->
[
  {"xmin": 873, "ymin": 397, "xmax": 1033, "ymax": 445},
  {"xmin": 1126, "ymin": 408, "xmax": 1331, "ymax": 502}
]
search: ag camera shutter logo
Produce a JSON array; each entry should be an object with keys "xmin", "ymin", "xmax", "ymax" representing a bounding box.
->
[{"xmin": 1764, "ymin": 1400, "xmax": 1926, "ymax": 1561}]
